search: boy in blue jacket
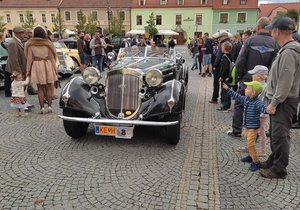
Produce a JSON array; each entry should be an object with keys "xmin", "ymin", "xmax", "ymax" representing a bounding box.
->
[{"xmin": 223, "ymin": 81, "xmax": 268, "ymax": 171}]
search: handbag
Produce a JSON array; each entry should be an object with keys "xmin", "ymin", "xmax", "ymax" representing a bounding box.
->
[{"xmin": 54, "ymin": 80, "xmax": 61, "ymax": 89}]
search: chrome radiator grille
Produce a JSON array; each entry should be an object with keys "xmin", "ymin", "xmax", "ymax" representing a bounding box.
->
[
  {"xmin": 57, "ymin": 52, "xmax": 66, "ymax": 66},
  {"xmin": 106, "ymin": 70, "xmax": 141, "ymax": 119}
]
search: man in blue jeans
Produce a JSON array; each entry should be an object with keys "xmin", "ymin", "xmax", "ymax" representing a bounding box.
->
[
  {"xmin": 90, "ymin": 31, "xmax": 107, "ymax": 72},
  {"xmin": 260, "ymin": 17, "xmax": 300, "ymax": 179}
]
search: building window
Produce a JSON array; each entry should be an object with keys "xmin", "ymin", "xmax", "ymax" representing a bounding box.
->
[
  {"xmin": 220, "ymin": 13, "xmax": 228, "ymax": 23},
  {"xmin": 19, "ymin": 14, "xmax": 24, "ymax": 23},
  {"xmin": 178, "ymin": 0, "xmax": 184, "ymax": 5},
  {"xmin": 136, "ymin": 15, "xmax": 142, "ymax": 25},
  {"xmin": 156, "ymin": 15, "xmax": 162, "ymax": 25},
  {"xmin": 6, "ymin": 14, "xmax": 11, "ymax": 23},
  {"xmin": 139, "ymin": 0, "xmax": 145, "ymax": 5},
  {"xmin": 237, "ymin": 12, "xmax": 246, "ymax": 23},
  {"xmin": 160, "ymin": 0, "xmax": 166, "ymax": 5},
  {"xmin": 92, "ymin": 11, "xmax": 98, "ymax": 21},
  {"xmin": 201, "ymin": 0, "xmax": 207, "ymax": 4},
  {"xmin": 120, "ymin": 11, "xmax": 125, "ymax": 21},
  {"xmin": 42, "ymin": 14, "xmax": 46, "ymax": 23},
  {"xmin": 29, "ymin": 14, "xmax": 33, "ymax": 22},
  {"xmin": 51, "ymin": 14, "xmax": 55, "ymax": 23},
  {"xmin": 196, "ymin": 14, "xmax": 202, "ymax": 25},
  {"xmin": 65, "ymin": 11, "xmax": 71, "ymax": 21},
  {"xmin": 222, "ymin": 0, "xmax": 228, "ymax": 5},
  {"xmin": 240, "ymin": 0, "xmax": 246, "ymax": 4},
  {"xmin": 175, "ymin": 15, "xmax": 182, "ymax": 25}
]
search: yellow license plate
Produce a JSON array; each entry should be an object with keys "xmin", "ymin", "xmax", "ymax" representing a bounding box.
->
[{"xmin": 95, "ymin": 125, "xmax": 116, "ymax": 136}]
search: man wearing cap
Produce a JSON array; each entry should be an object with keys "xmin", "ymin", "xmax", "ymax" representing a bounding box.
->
[
  {"xmin": 5, "ymin": 26, "xmax": 27, "ymax": 97},
  {"xmin": 260, "ymin": 17, "xmax": 300, "ymax": 179},
  {"xmin": 227, "ymin": 17, "xmax": 278, "ymax": 138}
]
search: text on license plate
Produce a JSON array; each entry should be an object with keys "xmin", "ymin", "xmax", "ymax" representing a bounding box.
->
[{"xmin": 95, "ymin": 125, "xmax": 134, "ymax": 139}]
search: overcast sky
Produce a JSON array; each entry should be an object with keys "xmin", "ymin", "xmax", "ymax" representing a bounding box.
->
[{"xmin": 259, "ymin": 0, "xmax": 298, "ymax": 3}]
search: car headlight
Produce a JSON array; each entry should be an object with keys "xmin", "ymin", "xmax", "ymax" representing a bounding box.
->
[
  {"xmin": 82, "ymin": 67, "xmax": 101, "ymax": 85},
  {"xmin": 107, "ymin": 52, "xmax": 115, "ymax": 60},
  {"xmin": 145, "ymin": 69, "xmax": 163, "ymax": 87}
]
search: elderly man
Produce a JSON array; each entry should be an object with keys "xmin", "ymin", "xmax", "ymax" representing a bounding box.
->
[
  {"xmin": 227, "ymin": 17, "xmax": 278, "ymax": 137},
  {"xmin": 260, "ymin": 17, "xmax": 300, "ymax": 179}
]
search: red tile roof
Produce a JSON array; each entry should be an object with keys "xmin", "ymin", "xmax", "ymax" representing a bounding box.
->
[
  {"xmin": 131, "ymin": 0, "xmax": 213, "ymax": 8},
  {"xmin": 259, "ymin": 3, "xmax": 300, "ymax": 18},
  {"xmin": 0, "ymin": 0, "xmax": 61, "ymax": 8}
]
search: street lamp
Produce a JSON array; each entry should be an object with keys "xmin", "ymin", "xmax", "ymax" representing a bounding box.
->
[{"xmin": 58, "ymin": 0, "xmax": 64, "ymax": 39}]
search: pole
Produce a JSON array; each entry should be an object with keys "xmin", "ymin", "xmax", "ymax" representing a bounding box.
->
[{"xmin": 58, "ymin": 0, "xmax": 64, "ymax": 39}]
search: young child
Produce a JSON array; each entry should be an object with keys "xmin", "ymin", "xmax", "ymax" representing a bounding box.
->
[
  {"xmin": 223, "ymin": 81, "xmax": 267, "ymax": 171},
  {"xmin": 248, "ymin": 65, "xmax": 269, "ymax": 156},
  {"xmin": 218, "ymin": 41, "xmax": 233, "ymax": 112},
  {"xmin": 10, "ymin": 72, "xmax": 30, "ymax": 117}
]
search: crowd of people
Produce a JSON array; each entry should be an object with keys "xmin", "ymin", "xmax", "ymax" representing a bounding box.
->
[{"xmin": 190, "ymin": 16, "xmax": 300, "ymax": 179}]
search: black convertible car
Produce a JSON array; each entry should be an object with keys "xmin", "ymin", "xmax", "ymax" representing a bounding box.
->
[{"xmin": 58, "ymin": 46, "xmax": 189, "ymax": 144}]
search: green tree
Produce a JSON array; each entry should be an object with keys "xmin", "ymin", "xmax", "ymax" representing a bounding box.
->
[
  {"xmin": 22, "ymin": 11, "xmax": 36, "ymax": 29},
  {"xmin": 53, "ymin": 13, "xmax": 65, "ymax": 38},
  {"xmin": 274, "ymin": 9, "xmax": 299, "ymax": 22},
  {"xmin": 84, "ymin": 14, "xmax": 97, "ymax": 35},
  {"xmin": 110, "ymin": 10, "xmax": 124, "ymax": 36},
  {"xmin": 0, "ymin": 16, "xmax": 7, "ymax": 32},
  {"xmin": 75, "ymin": 10, "xmax": 86, "ymax": 33},
  {"xmin": 146, "ymin": 12, "xmax": 158, "ymax": 39}
]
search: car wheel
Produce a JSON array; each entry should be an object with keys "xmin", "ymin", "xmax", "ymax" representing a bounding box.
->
[
  {"xmin": 63, "ymin": 109, "xmax": 89, "ymax": 138},
  {"xmin": 165, "ymin": 113, "xmax": 182, "ymax": 145}
]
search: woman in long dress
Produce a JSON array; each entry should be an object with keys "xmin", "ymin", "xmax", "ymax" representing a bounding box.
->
[{"xmin": 25, "ymin": 26, "xmax": 58, "ymax": 114}]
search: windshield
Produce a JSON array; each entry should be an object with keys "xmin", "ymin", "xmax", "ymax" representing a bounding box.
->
[
  {"xmin": 53, "ymin": 41, "xmax": 68, "ymax": 49},
  {"xmin": 117, "ymin": 46, "xmax": 174, "ymax": 59},
  {"xmin": 118, "ymin": 46, "xmax": 146, "ymax": 58}
]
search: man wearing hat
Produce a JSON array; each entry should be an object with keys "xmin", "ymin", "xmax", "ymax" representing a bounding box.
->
[
  {"xmin": 5, "ymin": 26, "xmax": 27, "ymax": 97},
  {"xmin": 227, "ymin": 17, "xmax": 278, "ymax": 138},
  {"xmin": 260, "ymin": 17, "xmax": 300, "ymax": 179}
]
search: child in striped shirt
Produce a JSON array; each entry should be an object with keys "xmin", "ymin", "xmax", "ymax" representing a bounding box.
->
[{"xmin": 223, "ymin": 81, "xmax": 268, "ymax": 171}]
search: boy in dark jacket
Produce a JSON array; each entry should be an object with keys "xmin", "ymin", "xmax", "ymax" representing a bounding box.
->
[
  {"xmin": 217, "ymin": 41, "xmax": 232, "ymax": 112},
  {"xmin": 223, "ymin": 81, "xmax": 268, "ymax": 171}
]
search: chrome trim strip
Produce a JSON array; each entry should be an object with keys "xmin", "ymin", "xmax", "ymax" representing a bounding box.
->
[
  {"xmin": 63, "ymin": 76, "xmax": 82, "ymax": 96},
  {"xmin": 58, "ymin": 115, "xmax": 178, "ymax": 126},
  {"xmin": 169, "ymin": 79, "xmax": 175, "ymax": 113}
]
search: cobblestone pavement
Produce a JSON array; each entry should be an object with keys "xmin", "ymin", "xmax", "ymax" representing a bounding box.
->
[{"xmin": 0, "ymin": 45, "xmax": 300, "ymax": 210}]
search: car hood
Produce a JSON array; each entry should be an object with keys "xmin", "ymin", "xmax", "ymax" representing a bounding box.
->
[{"xmin": 111, "ymin": 57, "xmax": 175, "ymax": 72}]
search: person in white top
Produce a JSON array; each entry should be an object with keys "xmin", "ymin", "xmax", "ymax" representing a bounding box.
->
[{"xmin": 10, "ymin": 72, "xmax": 30, "ymax": 117}]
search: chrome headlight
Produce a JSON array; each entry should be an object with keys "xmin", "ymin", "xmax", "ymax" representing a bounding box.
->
[
  {"xmin": 145, "ymin": 69, "xmax": 163, "ymax": 87},
  {"xmin": 82, "ymin": 67, "xmax": 101, "ymax": 85},
  {"xmin": 107, "ymin": 52, "xmax": 115, "ymax": 60}
]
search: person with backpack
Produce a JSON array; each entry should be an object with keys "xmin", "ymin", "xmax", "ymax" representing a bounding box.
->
[
  {"xmin": 217, "ymin": 41, "xmax": 233, "ymax": 112},
  {"xmin": 227, "ymin": 17, "xmax": 278, "ymax": 138}
]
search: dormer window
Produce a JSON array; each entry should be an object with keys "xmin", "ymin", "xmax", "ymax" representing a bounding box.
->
[
  {"xmin": 223, "ymin": 0, "xmax": 228, "ymax": 5},
  {"xmin": 139, "ymin": 0, "xmax": 145, "ymax": 5},
  {"xmin": 178, "ymin": 0, "xmax": 184, "ymax": 5},
  {"xmin": 161, "ymin": 0, "xmax": 167, "ymax": 5},
  {"xmin": 201, "ymin": 0, "xmax": 207, "ymax": 4},
  {"xmin": 240, "ymin": 0, "xmax": 246, "ymax": 4}
]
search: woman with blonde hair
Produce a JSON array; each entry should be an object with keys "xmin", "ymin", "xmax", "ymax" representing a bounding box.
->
[{"xmin": 25, "ymin": 26, "xmax": 58, "ymax": 114}]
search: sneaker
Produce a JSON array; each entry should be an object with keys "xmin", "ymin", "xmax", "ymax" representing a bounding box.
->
[
  {"xmin": 27, "ymin": 103, "xmax": 35, "ymax": 108},
  {"xmin": 201, "ymin": 73, "xmax": 206, "ymax": 77},
  {"xmin": 207, "ymin": 73, "xmax": 212, "ymax": 77},
  {"xmin": 241, "ymin": 155, "xmax": 252, "ymax": 163},
  {"xmin": 227, "ymin": 130, "xmax": 242, "ymax": 137},
  {"xmin": 249, "ymin": 162, "xmax": 261, "ymax": 171},
  {"xmin": 24, "ymin": 107, "xmax": 31, "ymax": 112},
  {"xmin": 260, "ymin": 169, "xmax": 287, "ymax": 179},
  {"xmin": 222, "ymin": 109, "xmax": 229, "ymax": 113},
  {"xmin": 260, "ymin": 161, "xmax": 272, "ymax": 169}
]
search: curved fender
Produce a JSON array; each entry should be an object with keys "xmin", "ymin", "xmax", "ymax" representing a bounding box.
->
[
  {"xmin": 59, "ymin": 76, "xmax": 101, "ymax": 115},
  {"xmin": 142, "ymin": 79, "xmax": 185, "ymax": 118}
]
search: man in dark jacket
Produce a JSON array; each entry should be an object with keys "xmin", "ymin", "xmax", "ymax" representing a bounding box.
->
[{"xmin": 227, "ymin": 17, "xmax": 278, "ymax": 137}]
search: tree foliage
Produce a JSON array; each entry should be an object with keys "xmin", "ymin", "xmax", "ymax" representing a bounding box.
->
[
  {"xmin": 52, "ymin": 13, "xmax": 65, "ymax": 38},
  {"xmin": 0, "ymin": 16, "xmax": 6, "ymax": 32},
  {"xmin": 275, "ymin": 9, "xmax": 299, "ymax": 22},
  {"xmin": 110, "ymin": 10, "xmax": 124, "ymax": 36},
  {"xmin": 84, "ymin": 14, "xmax": 97, "ymax": 35},
  {"xmin": 75, "ymin": 10, "xmax": 86, "ymax": 33},
  {"xmin": 22, "ymin": 11, "xmax": 36, "ymax": 29},
  {"xmin": 146, "ymin": 12, "xmax": 158, "ymax": 39}
]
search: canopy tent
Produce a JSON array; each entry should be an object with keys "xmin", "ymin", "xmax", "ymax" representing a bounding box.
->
[
  {"xmin": 212, "ymin": 29, "xmax": 233, "ymax": 38},
  {"xmin": 126, "ymin": 29, "xmax": 178, "ymax": 36}
]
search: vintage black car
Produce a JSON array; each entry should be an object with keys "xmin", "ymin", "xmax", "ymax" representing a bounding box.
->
[{"xmin": 58, "ymin": 46, "xmax": 188, "ymax": 144}]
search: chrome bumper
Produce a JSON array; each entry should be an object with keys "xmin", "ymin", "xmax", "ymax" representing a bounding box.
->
[{"xmin": 58, "ymin": 115, "xmax": 178, "ymax": 126}]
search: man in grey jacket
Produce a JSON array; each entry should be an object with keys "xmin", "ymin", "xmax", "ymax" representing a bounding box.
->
[
  {"xmin": 260, "ymin": 17, "xmax": 300, "ymax": 179},
  {"xmin": 227, "ymin": 17, "xmax": 278, "ymax": 137}
]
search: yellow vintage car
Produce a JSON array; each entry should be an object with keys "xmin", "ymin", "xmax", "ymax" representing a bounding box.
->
[{"xmin": 59, "ymin": 38, "xmax": 81, "ymax": 68}]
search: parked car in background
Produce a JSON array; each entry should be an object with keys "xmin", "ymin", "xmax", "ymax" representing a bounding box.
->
[
  {"xmin": 53, "ymin": 41, "xmax": 77, "ymax": 78},
  {"xmin": 56, "ymin": 39, "xmax": 81, "ymax": 71},
  {"xmin": 110, "ymin": 36, "xmax": 130, "ymax": 53},
  {"xmin": 0, "ymin": 44, "xmax": 8, "ymax": 87},
  {"xmin": 58, "ymin": 46, "xmax": 189, "ymax": 145}
]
